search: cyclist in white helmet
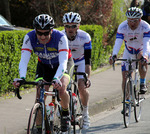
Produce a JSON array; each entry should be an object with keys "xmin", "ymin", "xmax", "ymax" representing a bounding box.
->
[
  {"xmin": 62, "ymin": 12, "xmax": 92, "ymax": 129},
  {"xmin": 109, "ymin": 7, "xmax": 150, "ymax": 113}
]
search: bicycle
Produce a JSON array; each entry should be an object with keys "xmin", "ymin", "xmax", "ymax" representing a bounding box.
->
[
  {"xmin": 15, "ymin": 78, "xmax": 62, "ymax": 134},
  {"xmin": 112, "ymin": 57, "xmax": 145, "ymax": 128},
  {"xmin": 67, "ymin": 65, "xmax": 88, "ymax": 133}
]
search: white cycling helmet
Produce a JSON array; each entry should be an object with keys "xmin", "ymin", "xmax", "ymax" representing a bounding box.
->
[
  {"xmin": 126, "ymin": 7, "xmax": 143, "ymax": 18},
  {"xmin": 63, "ymin": 12, "xmax": 81, "ymax": 24},
  {"xmin": 33, "ymin": 14, "xmax": 55, "ymax": 30}
]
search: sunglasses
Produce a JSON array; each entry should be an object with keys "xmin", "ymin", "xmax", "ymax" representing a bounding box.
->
[
  {"xmin": 127, "ymin": 19, "xmax": 139, "ymax": 23},
  {"xmin": 36, "ymin": 30, "xmax": 50, "ymax": 36},
  {"xmin": 64, "ymin": 24, "xmax": 77, "ymax": 29}
]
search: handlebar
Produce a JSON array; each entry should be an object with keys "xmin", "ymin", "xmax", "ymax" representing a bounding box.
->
[
  {"xmin": 14, "ymin": 80, "xmax": 53, "ymax": 100},
  {"xmin": 112, "ymin": 58, "xmax": 140, "ymax": 71}
]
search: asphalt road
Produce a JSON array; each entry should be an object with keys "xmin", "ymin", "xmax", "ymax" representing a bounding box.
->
[{"xmin": 0, "ymin": 63, "xmax": 150, "ymax": 134}]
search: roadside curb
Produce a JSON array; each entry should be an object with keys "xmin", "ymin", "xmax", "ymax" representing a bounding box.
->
[
  {"xmin": 89, "ymin": 94, "xmax": 122, "ymax": 116},
  {"xmin": 89, "ymin": 82, "xmax": 150, "ymax": 117}
]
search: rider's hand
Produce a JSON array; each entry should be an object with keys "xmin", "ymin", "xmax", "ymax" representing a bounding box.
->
[
  {"xmin": 52, "ymin": 78, "xmax": 62, "ymax": 89},
  {"xmin": 109, "ymin": 55, "xmax": 117, "ymax": 65},
  {"xmin": 140, "ymin": 56, "xmax": 147, "ymax": 65},
  {"xmin": 86, "ymin": 79, "xmax": 91, "ymax": 88},
  {"xmin": 13, "ymin": 78, "xmax": 25, "ymax": 88}
]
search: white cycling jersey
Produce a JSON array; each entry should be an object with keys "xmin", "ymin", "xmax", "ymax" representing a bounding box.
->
[
  {"xmin": 62, "ymin": 29, "xmax": 92, "ymax": 79},
  {"xmin": 113, "ymin": 20, "xmax": 150, "ymax": 58},
  {"xmin": 62, "ymin": 29, "xmax": 92, "ymax": 64}
]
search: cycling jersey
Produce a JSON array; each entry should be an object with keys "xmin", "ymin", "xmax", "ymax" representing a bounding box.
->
[
  {"xmin": 62, "ymin": 29, "xmax": 92, "ymax": 64},
  {"xmin": 113, "ymin": 20, "xmax": 150, "ymax": 58},
  {"xmin": 19, "ymin": 29, "xmax": 71, "ymax": 80},
  {"xmin": 62, "ymin": 29, "xmax": 92, "ymax": 80}
]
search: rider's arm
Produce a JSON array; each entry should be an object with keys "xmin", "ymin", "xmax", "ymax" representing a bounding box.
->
[
  {"xmin": 143, "ymin": 36, "xmax": 150, "ymax": 58},
  {"xmin": 112, "ymin": 22, "xmax": 125, "ymax": 56},
  {"xmin": 19, "ymin": 35, "xmax": 33, "ymax": 79},
  {"xmin": 112, "ymin": 38, "xmax": 123, "ymax": 56},
  {"xmin": 84, "ymin": 34, "xmax": 92, "ymax": 78},
  {"xmin": 53, "ymin": 35, "xmax": 68, "ymax": 80},
  {"xmin": 143, "ymin": 24, "xmax": 150, "ymax": 58}
]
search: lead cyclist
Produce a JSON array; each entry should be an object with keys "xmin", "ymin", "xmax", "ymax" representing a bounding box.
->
[{"xmin": 13, "ymin": 14, "xmax": 74, "ymax": 133}]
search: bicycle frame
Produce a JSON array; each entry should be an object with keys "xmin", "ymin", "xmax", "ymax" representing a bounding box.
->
[
  {"xmin": 15, "ymin": 80, "xmax": 61, "ymax": 134},
  {"xmin": 127, "ymin": 58, "xmax": 137, "ymax": 107}
]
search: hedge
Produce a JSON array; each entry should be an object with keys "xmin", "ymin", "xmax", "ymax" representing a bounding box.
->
[{"xmin": 0, "ymin": 24, "xmax": 122, "ymax": 95}]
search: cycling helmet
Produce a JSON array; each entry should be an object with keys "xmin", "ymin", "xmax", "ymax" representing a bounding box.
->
[
  {"xmin": 33, "ymin": 14, "xmax": 55, "ymax": 30},
  {"xmin": 63, "ymin": 12, "xmax": 81, "ymax": 24},
  {"xmin": 126, "ymin": 7, "xmax": 143, "ymax": 18}
]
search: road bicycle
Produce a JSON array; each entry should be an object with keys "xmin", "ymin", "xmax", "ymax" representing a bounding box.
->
[
  {"xmin": 113, "ymin": 57, "xmax": 145, "ymax": 128},
  {"xmin": 15, "ymin": 78, "xmax": 62, "ymax": 134},
  {"xmin": 67, "ymin": 66, "xmax": 88, "ymax": 133}
]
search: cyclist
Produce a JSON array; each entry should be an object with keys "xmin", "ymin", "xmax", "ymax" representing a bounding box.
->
[
  {"xmin": 13, "ymin": 14, "xmax": 74, "ymax": 132},
  {"xmin": 62, "ymin": 12, "xmax": 92, "ymax": 129},
  {"xmin": 109, "ymin": 7, "xmax": 150, "ymax": 106},
  {"xmin": 141, "ymin": 0, "xmax": 150, "ymax": 24}
]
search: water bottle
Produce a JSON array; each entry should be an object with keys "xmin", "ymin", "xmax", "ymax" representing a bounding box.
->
[
  {"xmin": 72, "ymin": 93, "xmax": 77, "ymax": 110},
  {"xmin": 46, "ymin": 102, "xmax": 54, "ymax": 122}
]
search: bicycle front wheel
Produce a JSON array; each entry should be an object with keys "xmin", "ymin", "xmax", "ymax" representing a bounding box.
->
[
  {"xmin": 123, "ymin": 78, "xmax": 132, "ymax": 128},
  {"xmin": 134, "ymin": 84, "xmax": 143, "ymax": 122},
  {"xmin": 27, "ymin": 103, "xmax": 45, "ymax": 134}
]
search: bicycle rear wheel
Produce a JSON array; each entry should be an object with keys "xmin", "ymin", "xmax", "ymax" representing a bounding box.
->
[
  {"xmin": 123, "ymin": 78, "xmax": 132, "ymax": 128},
  {"xmin": 134, "ymin": 84, "xmax": 143, "ymax": 122},
  {"xmin": 27, "ymin": 103, "xmax": 46, "ymax": 134}
]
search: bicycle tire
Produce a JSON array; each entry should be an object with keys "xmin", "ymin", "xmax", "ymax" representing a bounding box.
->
[
  {"xmin": 27, "ymin": 103, "xmax": 46, "ymax": 134},
  {"xmin": 75, "ymin": 89, "xmax": 83, "ymax": 132},
  {"xmin": 134, "ymin": 85, "xmax": 142, "ymax": 122},
  {"xmin": 123, "ymin": 77, "xmax": 132, "ymax": 128}
]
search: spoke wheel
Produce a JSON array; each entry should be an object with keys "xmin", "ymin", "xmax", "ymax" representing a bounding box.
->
[
  {"xmin": 123, "ymin": 78, "xmax": 132, "ymax": 128},
  {"xmin": 27, "ymin": 103, "xmax": 45, "ymax": 134},
  {"xmin": 134, "ymin": 85, "xmax": 143, "ymax": 122}
]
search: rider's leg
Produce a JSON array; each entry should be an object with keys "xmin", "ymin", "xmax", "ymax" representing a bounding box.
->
[
  {"xmin": 78, "ymin": 79, "xmax": 89, "ymax": 106},
  {"xmin": 137, "ymin": 52, "xmax": 148, "ymax": 93},
  {"xmin": 59, "ymin": 75, "xmax": 70, "ymax": 110},
  {"xmin": 78, "ymin": 79, "xmax": 90, "ymax": 129}
]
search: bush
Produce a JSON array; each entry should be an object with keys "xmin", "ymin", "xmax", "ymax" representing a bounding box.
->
[{"xmin": 0, "ymin": 30, "xmax": 37, "ymax": 94}]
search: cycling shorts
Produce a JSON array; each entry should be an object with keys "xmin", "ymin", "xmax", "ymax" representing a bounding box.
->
[
  {"xmin": 121, "ymin": 48, "xmax": 142, "ymax": 71},
  {"xmin": 36, "ymin": 57, "xmax": 74, "ymax": 82},
  {"xmin": 74, "ymin": 60, "xmax": 85, "ymax": 80}
]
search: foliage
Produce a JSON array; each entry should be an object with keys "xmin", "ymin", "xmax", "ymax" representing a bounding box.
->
[
  {"xmin": 103, "ymin": 0, "xmax": 127, "ymax": 46},
  {"xmin": 0, "ymin": 30, "xmax": 37, "ymax": 95},
  {"xmin": 5, "ymin": 0, "xmax": 114, "ymax": 28}
]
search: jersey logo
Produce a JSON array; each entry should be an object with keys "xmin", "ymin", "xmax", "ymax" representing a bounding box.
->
[
  {"xmin": 35, "ymin": 47, "xmax": 44, "ymax": 51},
  {"xmin": 130, "ymin": 37, "xmax": 137, "ymax": 41},
  {"xmin": 25, "ymin": 38, "xmax": 30, "ymax": 44},
  {"xmin": 35, "ymin": 52, "xmax": 58, "ymax": 59},
  {"xmin": 47, "ymin": 47, "xmax": 57, "ymax": 51}
]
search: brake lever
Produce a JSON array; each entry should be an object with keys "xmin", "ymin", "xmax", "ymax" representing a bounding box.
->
[{"xmin": 15, "ymin": 87, "xmax": 22, "ymax": 99}]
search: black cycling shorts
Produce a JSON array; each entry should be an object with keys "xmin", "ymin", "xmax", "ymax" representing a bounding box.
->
[{"xmin": 35, "ymin": 57, "xmax": 74, "ymax": 82}]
